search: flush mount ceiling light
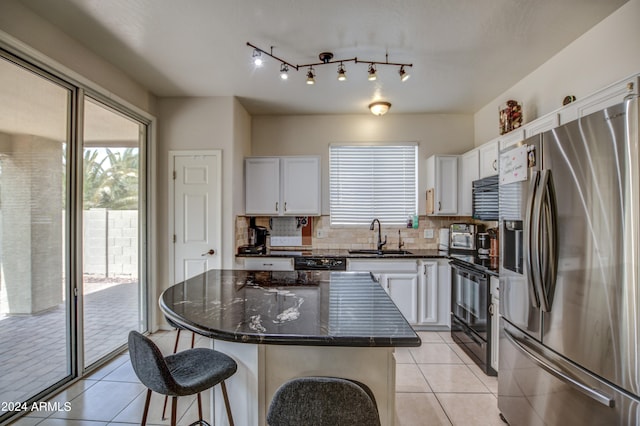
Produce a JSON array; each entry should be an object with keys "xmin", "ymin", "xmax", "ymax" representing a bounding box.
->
[
  {"xmin": 369, "ymin": 101, "xmax": 391, "ymax": 116},
  {"xmin": 246, "ymin": 42, "xmax": 412, "ymax": 85}
]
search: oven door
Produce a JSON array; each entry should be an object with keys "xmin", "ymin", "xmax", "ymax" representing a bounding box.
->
[{"xmin": 450, "ymin": 260, "xmax": 489, "ymax": 339}]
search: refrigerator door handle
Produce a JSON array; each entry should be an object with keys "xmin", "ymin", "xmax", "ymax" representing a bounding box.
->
[
  {"xmin": 531, "ymin": 170, "xmax": 549, "ymax": 312},
  {"xmin": 505, "ymin": 330, "xmax": 615, "ymax": 408},
  {"xmin": 525, "ymin": 171, "xmax": 541, "ymax": 308},
  {"xmin": 539, "ymin": 170, "xmax": 558, "ymax": 312}
]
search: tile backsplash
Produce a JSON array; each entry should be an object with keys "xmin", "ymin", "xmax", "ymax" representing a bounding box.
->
[{"xmin": 236, "ymin": 215, "xmax": 464, "ymax": 251}]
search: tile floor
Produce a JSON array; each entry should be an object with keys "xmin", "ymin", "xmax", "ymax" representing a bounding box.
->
[{"xmin": 7, "ymin": 330, "xmax": 504, "ymax": 426}]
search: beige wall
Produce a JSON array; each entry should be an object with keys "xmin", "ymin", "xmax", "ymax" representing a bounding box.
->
[
  {"xmin": 251, "ymin": 113, "xmax": 474, "ymax": 215},
  {"xmin": 156, "ymin": 97, "xmax": 251, "ymax": 294},
  {"xmin": 474, "ymin": 0, "xmax": 640, "ymax": 144}
]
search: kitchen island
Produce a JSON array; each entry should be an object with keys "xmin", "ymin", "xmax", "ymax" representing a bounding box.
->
[{"xmin": 160, "ymin": 269, "xmax": 421, "ymax": 426}]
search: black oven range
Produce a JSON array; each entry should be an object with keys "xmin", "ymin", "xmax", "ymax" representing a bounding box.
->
[{"xmin": 449, "ymin": 252, "xmax": 497, "ymax": 376}]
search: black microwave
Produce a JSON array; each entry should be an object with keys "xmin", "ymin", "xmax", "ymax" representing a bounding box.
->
[{"xmin": 472, "ymin": 175, "xmax": 498, "ymax": 220}]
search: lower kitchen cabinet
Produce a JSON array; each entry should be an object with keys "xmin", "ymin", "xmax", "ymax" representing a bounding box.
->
[
  {"xmin": 418, "ymin": 261, "xmax": 438, "ymax": 324},
  {"xmin": 383, "ymin": 273, "xmax": 419, "ymax": 324},
  {"xmin": 347, "ymin": 258, "xmax": 450, "ymax": 328}
]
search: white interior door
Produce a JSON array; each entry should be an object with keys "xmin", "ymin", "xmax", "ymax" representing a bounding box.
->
[{"xmin": 172, "ymin": 152, "xmax": 221, "ymax": 284}]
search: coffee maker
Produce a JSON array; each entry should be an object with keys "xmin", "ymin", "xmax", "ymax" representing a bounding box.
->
[{"xmin": 238, "ymin": 218, "xmax": 268, "ymax": 254}]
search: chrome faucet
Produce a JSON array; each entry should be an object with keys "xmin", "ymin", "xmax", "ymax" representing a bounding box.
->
[{"xmin": 370, "ymin": 219, "xmax": 387, "ymax": 253}]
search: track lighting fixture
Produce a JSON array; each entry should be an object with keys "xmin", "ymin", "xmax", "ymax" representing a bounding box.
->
[
  {"xmin": 337, "ymin": 63, "xmax": 347, "ymax": 81},
  {"xmin": 306, "ymin": 67, "xmax": 315, "ymax": 85},
  {"xmin": 368, "ymin": 64, "xmax": 377, "ymax": 81},
  {"xmin": 252, "ymin": 49, "xmax": 263, "ymax": 66},
  {"xmin": 369, "ymin": 101, "xmax": 391, "ymax": 116},
  {"xmin": 399, "ymin": 65, "xmax": 410, "ymax": 82},
  {"xmin": 246, "ymin": 42, "xmax": 413, "ymax": 86},
  {"xmin": 280, "ymin": 63, "xmax": 289, "ymax": 80}
]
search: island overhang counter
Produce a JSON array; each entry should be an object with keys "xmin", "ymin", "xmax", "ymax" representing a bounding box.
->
[{"xmin": 160, "ymin": 269, "xmax": 421, "ymax": 426}]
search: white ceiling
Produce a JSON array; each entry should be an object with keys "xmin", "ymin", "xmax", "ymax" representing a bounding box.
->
[{"xmin": 19, "ymin": 0, "xmax": 628, "ymax": 115}]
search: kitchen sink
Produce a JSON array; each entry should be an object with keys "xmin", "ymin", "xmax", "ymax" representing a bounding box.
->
[{"xmin": 348, "ymin": 249, "xmax": 413, "ymax": 255}]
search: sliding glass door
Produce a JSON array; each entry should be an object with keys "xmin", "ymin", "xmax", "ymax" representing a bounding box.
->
[
  {"xmin": 0, "ymin": 49, "xmax": 149, "ymax": 423},
  {"xmin": 82, "ymin": 98, "xmax": 146, "ymax": 367},
  {"xmin": 0, "ymin": 54, "xmax": 73, "ymax": 410}
]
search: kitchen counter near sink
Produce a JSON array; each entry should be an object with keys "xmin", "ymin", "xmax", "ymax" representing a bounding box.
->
[{"xmin": 237, "ymin": 248, "xmax": 445, "ymax": 259}]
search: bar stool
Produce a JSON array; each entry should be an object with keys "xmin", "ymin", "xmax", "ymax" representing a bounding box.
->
[
  {"xmin": 128, "ymin": 331, "xmax": 236, "ymax": 426},
  {"xmin": 266, "ymin": 376, "xmax": 381, "ymax": 426},
  {"xmin": 162, "ymin": 317, "xmax": 195, "ymax": 419}
]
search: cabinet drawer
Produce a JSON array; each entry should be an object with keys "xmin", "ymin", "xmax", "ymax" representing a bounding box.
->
[{"xmin": 243, "ymin": 257, "xmax": 294, "ymax": 271}]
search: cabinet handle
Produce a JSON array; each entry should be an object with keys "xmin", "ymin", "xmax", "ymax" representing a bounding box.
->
[
  {"xmin": 438, "ymin": 201, "xmax": 441, "ymax": 211},
  {"xmin": 284, "ymin": 202, "xmax": 287, "ymax": 212},
  {"xmin": 489, "ymin": 303, "xmax": 495, "ymax": 315},
  {"xmin": 275, "ymin": 202, "xmax": 279, "ymax": 212},
  {"xmin": 493, "ymin": 159, "xmax": 498, "ymax": 171},
  {"xmin": 423, "ymin": 265, "xmax": 427, "ymax": 275}
]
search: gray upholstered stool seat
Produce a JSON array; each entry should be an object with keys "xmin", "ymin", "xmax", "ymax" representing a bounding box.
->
[
  {"xmin": 128, "ymin": 331, "xmax": 237, "ymax": 426},
  {"xmin": 162, "ymin": 317, "xmax": 196, "ymax": 419},
  {"xmin": 266, "ymin": 376, "xmax": 381, "ymax": 426}
]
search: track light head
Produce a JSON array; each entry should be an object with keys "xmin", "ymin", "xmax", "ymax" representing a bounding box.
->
[
  {"xmin": 368, "ymin": 64, "xmax": 377, "ymax": 81},
  {"xmin": 337, "ymin": 63, "xmax": 346, "ymax": 81},
  {"xmin": 306, "ymin": 67, "xmax": 315, "ymax": 85},
  {"xmin": 252, "ymin": 49, "xmax": 263, "ymax": 66},
  {"xmin": 280, "ymin": 63, "xmax": 289, "ymax": 80},
  {"xmin": 399, "ymin": 66, "xmax": 410, "ymax": 82}
]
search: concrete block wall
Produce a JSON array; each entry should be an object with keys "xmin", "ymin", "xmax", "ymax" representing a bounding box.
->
[{"xmin": 83, "ymin": 209, "xmax": 138, "ymax": 278}]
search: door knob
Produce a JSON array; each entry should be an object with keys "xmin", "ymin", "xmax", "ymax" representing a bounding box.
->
[{"xmin": 201, "ymin": 249, "xmax": 215, "ymax": 256}]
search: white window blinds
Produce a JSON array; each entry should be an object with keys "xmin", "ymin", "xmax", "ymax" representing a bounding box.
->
[{"xmin": 329, "ymin": 144, "xmax": 418, "ymax": 226}]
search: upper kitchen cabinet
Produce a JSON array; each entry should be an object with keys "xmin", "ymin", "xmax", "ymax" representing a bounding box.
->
[
  {"xmin": 478, "ymin": 140, "xmax": 499, "ymax": 178},
  {"xmin": 559, "ymin": 76, "xmax": 639, "ymax": 125},
  {"xmin": 497, "ymin": 129, "xmax": 525, "ymax": 151},
  {"xmin": 426, "ymin": 155, "xmax": 458, "ymax": 216},
  {"xmin": 245, "ymin": 156, "xmax": 321, "ymax": 216},
  {"xmin": 459, "ymin": 149, "xmax": 479, "ymax": 217}
]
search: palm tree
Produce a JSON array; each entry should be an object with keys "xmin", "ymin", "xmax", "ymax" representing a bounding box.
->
[{"xmin": 83, "ymin": 148, "xmax": 139, "ymax": 210}]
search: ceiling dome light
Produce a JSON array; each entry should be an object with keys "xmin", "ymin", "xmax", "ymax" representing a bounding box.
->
[
  {"xmin": 399, "ymin": 66, "xmax": 410, "ymax": 82},
  {"xmin": 368, "ymin": 64, "xmax": 377, "ymax": 81},
  {"xmin": 369, "ymin": 101, "xmax": 391, "ymax": 116},
  {"xmin": 337, "ymin": 63, "xmax": 347, "ymax": 81},
  {"xmin": 280, "ymin": 63, "xmax": 289, "ymax": 80},
  {"xmin": 252, "ymin": 49, "xmax": 263, "ymax": 66},
  {"xmin": 306, "ymin": 67, "xmax": 315, "ymax": 85}
]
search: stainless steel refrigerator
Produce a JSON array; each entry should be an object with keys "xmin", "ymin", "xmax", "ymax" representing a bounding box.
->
[{"xmin": 498, "ymin": 95, "xmax": 640, "ymax": 425}]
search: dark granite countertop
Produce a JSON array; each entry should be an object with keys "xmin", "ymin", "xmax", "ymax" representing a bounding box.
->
[{"xmin": 160, "ymin": 270, "xmax": 422, "ymax": 347}]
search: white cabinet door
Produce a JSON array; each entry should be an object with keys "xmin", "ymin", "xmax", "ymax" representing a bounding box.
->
[
  {"xmin": 418, "ymin": 261, "xmax": 438, "ymax": 324},
  {"xmin": 498, "ymin": 129, "xmax": 525, "ymax": 151},
  {"xmin": 282, "ymin": 157, "xmax": 321, "ymax": 215},
  {"xmin": 245, "ymin": 157, "xmax": 280, "ymax": 215},
  {"xmin": 479, "ymin": 141, "xmax": 499, "ymax": 178},
  {"xmin": 459, "ymin": 150, "xmax": 478, "ymax": 217},
  {"xmin": 426, "ymin": 155, "xmax": 458, "ymax": 215},
  {"xmin": 437, "ymin": 260, "xmax": 451, "ymax": 327},
  {"xmin": 524, "ymin": 113, "xmax": 559, "ymax": 138},
  {"xmin": 384, "ymin": 273, "xmax": 419, "ymax": 325}
]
